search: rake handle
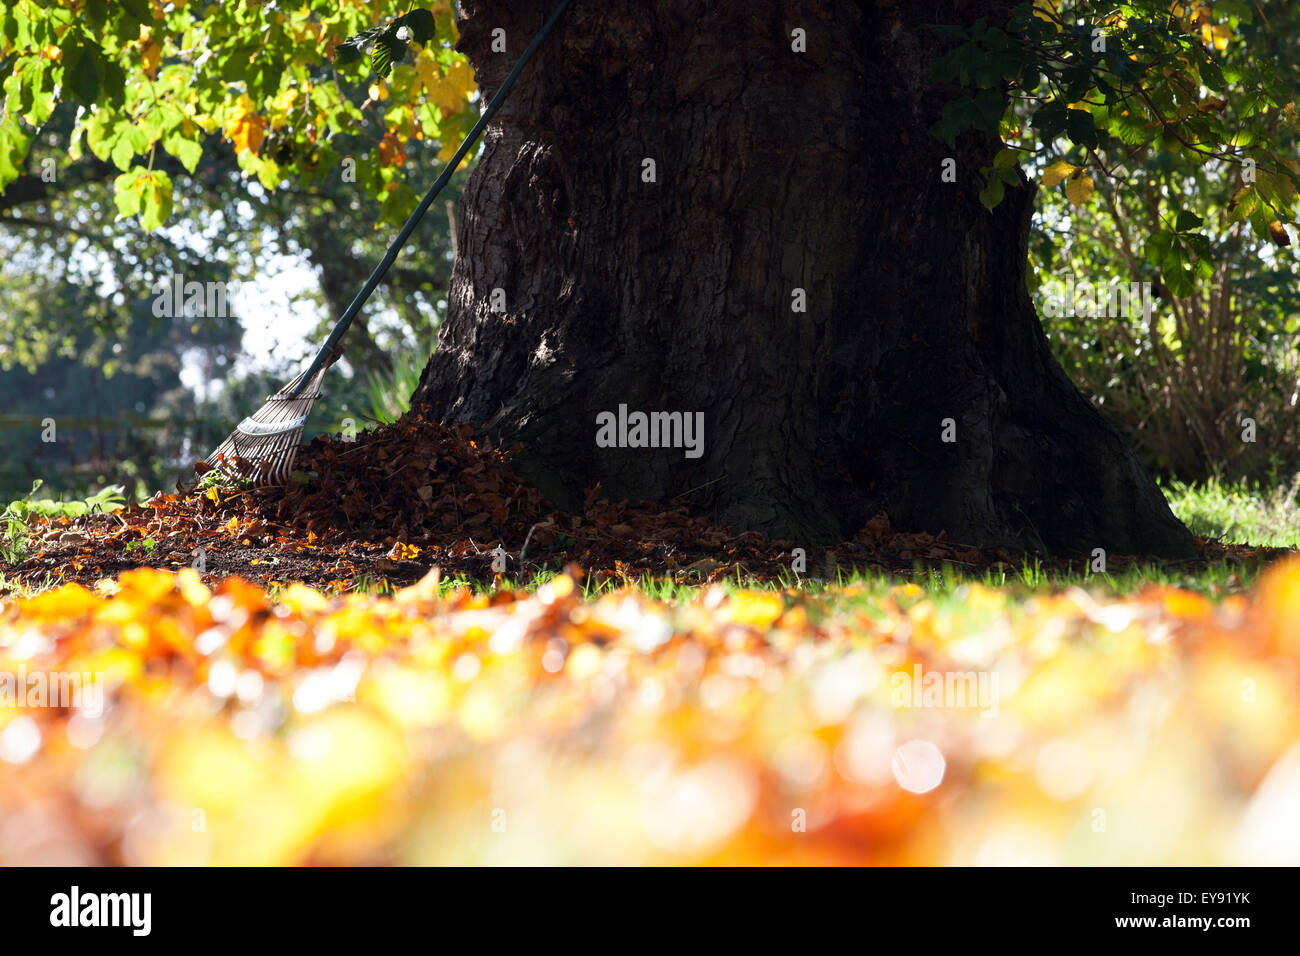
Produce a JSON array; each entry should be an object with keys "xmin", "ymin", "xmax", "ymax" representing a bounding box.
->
[{"xmin": 290, "ymin": 0, "xmax": 577, "ymax": 396}]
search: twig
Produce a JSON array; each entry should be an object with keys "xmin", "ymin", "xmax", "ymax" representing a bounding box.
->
[
  {"xmin": 670, "ymin": 475, "xmax": 724, "ymax": 500},
  {"xmin": 518, "ymin": 523, "xmax": 538, "ymax": 571}
]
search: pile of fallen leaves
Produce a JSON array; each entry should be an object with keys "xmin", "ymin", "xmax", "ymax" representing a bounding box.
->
[
  {"xmin": 3, "ymin": 410, "xmax": 1288, "ymax": 591},
  {"xmin": 8, "ymin": 412, "xmax": 797, "ymax": 589},
  {"xmin": 249, "ymin": 418, "xmax": 549, "ymax": 545},
  {"xmin": 2, "ymin": 560, "xmax": 1299, "ymax": 864}
]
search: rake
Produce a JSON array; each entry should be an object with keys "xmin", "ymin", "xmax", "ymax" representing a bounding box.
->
[{"xmin": 204, "ymin": 0, "xmax": 576, "ymax": 485}]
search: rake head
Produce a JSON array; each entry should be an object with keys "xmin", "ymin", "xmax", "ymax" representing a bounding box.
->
[{"xmin": 202, "ymin": 352, "xmax": 341, "ymax": 486}]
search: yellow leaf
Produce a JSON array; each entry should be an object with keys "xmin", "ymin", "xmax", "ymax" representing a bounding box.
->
[
  {"xmin": 224, "ymin": 104, "xmax": 265, "ymax": 156},
  {"xmin": 725, "ymin": 591, "xmax": 785, "ymax": 629},
  {"xmin": 415, "ymin": 48, "xmax": 441, "ymax": 93},
  {"xmin": 272, "ymin": 88, "xmax": 299, "ymax": 112},
  {"xmin": 142, "ymin": 40, "xmax": 161, "ymax": 78},
  {"xmin": 115, "ymin": 568, "xmax": 178, "ymax": 605},
  {"xmin": 148, "ymin": 177, "xmax": 169, "ymax": 215},
  {"xmin": 1065, "ymin": 171, "xmax": 1095, "ymax": 205},
  {"xmin": 176, "ymin": 568, "xmax": 211, "ymax": 606},
  {"xmin": 429, "ymin": 59, "xmax": 475, "ymax": 115},
  {"xmin": 279, "ymin": 583, "xmax": 329, "ymax": 614},
  {"xmin": 387, "ymin": 541, "xmax": 421, "ymax": 561},
  {"xmin": 17, "ymin": 583, "xmax": 101, "ymax": 621},
  {"xmin": 1201, "ymin": 23, "xmax": 1230, "ymax": 51},
  {"xmin": 157, "ymin": 727, "xmax": 267, "ymax": 814},
  {"xmin": 1042, "ymin": 161, "xmax": 1077, "ymax": 188},
  {"xmin": 1260, "ymin": 556, "xmax": 1300, "ymax": 661}
]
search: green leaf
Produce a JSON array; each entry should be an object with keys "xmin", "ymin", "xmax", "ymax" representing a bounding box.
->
[
  {"xmin": 1184, "ymin": 233, "xmax": 1213, "ymax": 260},
  {"xmin": 1225, "ymin": 186, "xmax": 1257, "ymax": 224},
  {"xmin": 993, "ymin": 147, "xmax": 1019, "ymax": 172},
  {"xmin": 1144, "ymin": 230, "xmax": 1173, "ymax": 267},
  {"xmin": 115, "ymin": 168, "xmax": 174, "ymax": 231},
  {"xmin": 397, "ymin": 9, "xmax": 437, "ymax": 44},
  {"xmin": 108, "ymin": 122, "xmax": 149, "ymax": 171},
  {"xmin": 84, "ymin": 0, "xmax": 109, "ymax": 28},
  {"xmin": 0, "ymin": 116, "xmax": 31, "ymax": 189},
  {"xmin": 162, "ymin": 129, "xmax": 202, "ymax": 173},
  {"xmin": 372, "ymin": 33, "xmax": 408, "ymax": 78},
  {"xmin": 1033, "ymin": 101, "xmax": 1067, "ymax": 147},
  {"xmin": 95, "ymin": 59, "xmax": 126, "ymax": 107},
  {"xmin": 1248, "ymin": 204, "xmax": 1275, "ymax": 242},
  {"xmin": 1164, "ymin": 262, "xmax": 1194, "ymax": 298},
  {"xmin": 116, "ymin": 0, "xmax": 152, "ymax": 26},
  {"xmin": 84, "ymin": 107, "xmax": 116, "ymax": 161},
  {"xmin": 979, "ymin": 176, "xmax": 1005, "ymax": 210},
  {"xmin": 113, "ymin": 169, "xmax": 144, "ymax": 218},
  {"xmin": 1064, "ymin": 109, "xmax": 1098, "ymax": 148},
  {"xmin": 334, "ymin": 37, "xmax": 367, "ymax": 66},
  {"xmin": 8, "ymin": 55, "xmax": 56, "ymax": 126},
  {"xmin": 64, "ymin": 45, "xmax": 101, "ymax": 105},
  {"xmin": 379, "ymin": 181, "xmax": 418, "ymax": 225},
  {"xmin": 139, "ymin": 170, "xmax": 173, "ymax": 231}
]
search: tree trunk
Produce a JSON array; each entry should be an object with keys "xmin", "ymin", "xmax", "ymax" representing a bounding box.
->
[{"xmin": 412, "ymin": 0, "xmax": 1196, "ymax": 557}]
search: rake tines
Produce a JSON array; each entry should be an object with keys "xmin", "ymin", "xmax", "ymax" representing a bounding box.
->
[{"xmin": 204, "ymin": 357, "xmax": 335, "ymax": 486}]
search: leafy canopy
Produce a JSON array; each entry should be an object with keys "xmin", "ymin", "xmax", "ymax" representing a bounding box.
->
[
  {"xmin": 0, "ymin": 0, "xmax": 478, "ymax": 231},
  {"xmin": 931, "ymin": 1, "xmax": 1300, "ymax": 297}
]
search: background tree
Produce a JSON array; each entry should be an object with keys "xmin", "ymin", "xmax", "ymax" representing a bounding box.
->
[
  {"xmin": 0, "ymin": 0, "xmax": 474, "ymax": 498},
  {"xmin": 1025, "ymin": 1, "xmax": 1300, "ymax": 483}
]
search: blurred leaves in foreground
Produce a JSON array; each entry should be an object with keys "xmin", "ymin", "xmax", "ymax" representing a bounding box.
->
[{"xmin": 3, "ymin": 560, "xmax": 1300, "ymax": 864}]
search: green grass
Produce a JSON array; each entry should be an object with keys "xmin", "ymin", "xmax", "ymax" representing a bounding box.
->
[
  {"xmin": 1, "ymin": 481, "xmax": 127, "ymax": 565},
  {"xmin": 207, "ymin": 476, "xmax": 1300, "ymax": 605},
  {"xmin": 0, "ymin": 572, "xmax": 54, "ymax": 597},
  {"xmin": 4, "ymin": 477, "xmax": 1296, "ymax": 602},
  {"xmin": 337, "ymin": 553, "xmax": 1267, "ymax": 603},
  {"xmin": 365, "ymin": 344, "xmax": 431, "ymax": 426},
  {"xmin": 1163, "ymin": 474, "xmax": 1300, "ymax": 548}
]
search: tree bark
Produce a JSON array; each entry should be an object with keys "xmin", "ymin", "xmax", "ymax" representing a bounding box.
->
[{"xmin": 412, "ymin": 0, "xmax": 1196, "ymax": 557}]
